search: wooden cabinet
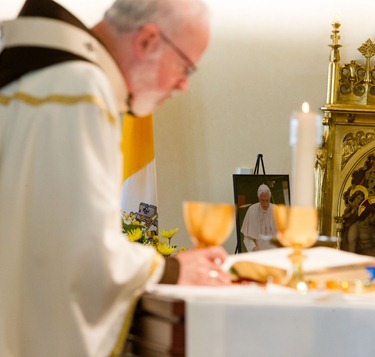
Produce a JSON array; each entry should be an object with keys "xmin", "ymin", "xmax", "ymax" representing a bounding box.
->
[{"xmin": 124, "ymin": 293, "xmax": 185, "ymax": 357}]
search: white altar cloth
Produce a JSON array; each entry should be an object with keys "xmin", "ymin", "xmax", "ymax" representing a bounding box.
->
[
  {"xmin": 147, "ymin": 248, "xmax": 375, "ymax": 357},
  {"xmin": 149, "ymin": 283, "xmax": 375, "ymax": 357},
  {"xmin": 185, "ymin": 292, "xmax": 375, "ymax": 357}
]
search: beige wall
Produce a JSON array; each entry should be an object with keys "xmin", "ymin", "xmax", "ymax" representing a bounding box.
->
[
  {"xmin": 154, "ymin": 0, "xmax": 375, "ymax": 253},
  {"xmin": 2, "ymin": 0, "xmax": 375, "ymax": 252}
]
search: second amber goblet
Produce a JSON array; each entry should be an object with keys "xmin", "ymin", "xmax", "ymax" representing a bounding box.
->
[
  {"xmin": 183, "ymin": 201, "xmax": 235, "ymax": 248},
  {"xmin": 273, "ymin": 205, "xmax": 318, "ymax": 292}
]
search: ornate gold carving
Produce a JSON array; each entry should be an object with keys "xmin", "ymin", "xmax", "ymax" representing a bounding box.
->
[
  {"xmin": 333, "ymin": 216, "xmax": 344, "ymax": 249},
  {"xmin": 341, "ymin": 131, "xmax": 375, "ymax": 169},
  {"xmin": 358, "ymin": 39, "xmax": 375, "ymax": 60},
  {"xmin": 315, "ymin": 144, "xmax": 328, "ymax": 209},
  {"xmin": 340, "ymin": 61, "xmax": 366, "ymax": 96},
  {"xmin": 327, "ymin": 22, "xmax": 342, "ymax": 104},
  {"xmin": 327, "ymin": 27, "xmax": 375, "ymax": 105},
  {"xmin": 322, "ymin": 111, "xmax": 331, "ymax": 125},
  {"xmin": 347, "ymin": 113, "xmax": 356, "ymax": 123},
  {"xmin": 329, "ymin": 21, "xmax": 342, "ymax": 62},
  {"xmin": 319, "ymin": 24, "xmax": 375, "ymax": 250}
]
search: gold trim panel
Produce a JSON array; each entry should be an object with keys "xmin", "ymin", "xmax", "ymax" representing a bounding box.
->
[{"xmin": 0, "ymin": 92, "xmax": 116, "ymax": 125}]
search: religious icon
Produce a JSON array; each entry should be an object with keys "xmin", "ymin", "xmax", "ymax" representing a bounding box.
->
[
  {"xmin": 341, "ymin": 154, "xmax": 375, "ymax": 256},
  {"xmin": 233, "ymin": 174, "xmax": 290, "ymax": 253}
]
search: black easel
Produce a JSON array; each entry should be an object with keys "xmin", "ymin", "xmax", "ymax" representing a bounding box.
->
[
  {"xmin": 254, "ymin": 153, "xmax": 266, "ymax": 175},
  {"xmin": 234, "ymin": 154, "xmax": 266, "ymax": 254}
]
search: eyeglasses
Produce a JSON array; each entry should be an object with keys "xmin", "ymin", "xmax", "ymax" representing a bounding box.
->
[{"xmin": 159, "ymin": 31, "xmax": 197, "ymax": 77}]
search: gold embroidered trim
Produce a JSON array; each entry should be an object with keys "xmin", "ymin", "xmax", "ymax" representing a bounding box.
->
[
  {"xmin": 108, "ymin": 254, "xmax": 164, "ymax": 357},
  {"xmin": 108, "ymin": 291, "xmax": 142, "ymax": 357},
  {"xmin": 0, "ymin": 92, "xmax": 116, "ymax": 125}
]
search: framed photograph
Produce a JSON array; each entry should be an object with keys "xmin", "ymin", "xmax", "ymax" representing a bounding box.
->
[{"xmin": 233, "ymin": 174, "xmax": 290, "ymax": 253}]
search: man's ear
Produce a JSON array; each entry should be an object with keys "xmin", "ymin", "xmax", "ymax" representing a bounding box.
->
[{"xmin": 133, "ymin": 23, "xmax": 162, "ymax": 58}]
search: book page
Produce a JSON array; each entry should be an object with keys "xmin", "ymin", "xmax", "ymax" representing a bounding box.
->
[{"xmin": 223, "ymin": 247, "xmax": 375, "ymax": 273}]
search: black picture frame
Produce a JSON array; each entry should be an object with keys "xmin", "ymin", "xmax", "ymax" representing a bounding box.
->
[{"xmin": 233, "ymin": 174, "xmax": 290, "ymax": 253}]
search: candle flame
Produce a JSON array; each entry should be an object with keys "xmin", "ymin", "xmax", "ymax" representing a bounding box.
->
[{"xmin": 302, "ymin": 102, "xmax": 310, "ymax": 113}]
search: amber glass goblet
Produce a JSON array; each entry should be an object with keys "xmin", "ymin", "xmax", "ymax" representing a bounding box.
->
[
  {"xmin": 273, "ymin": 205, "xmax": 318, "ymax": 292},
  {"xmin": 183, "ymin": 201, "xmax": 235, "ymax": 248}
]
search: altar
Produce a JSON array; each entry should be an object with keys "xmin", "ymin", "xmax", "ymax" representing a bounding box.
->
[
  {"xmin": 125, "ymin": 284, "xmax": 375, "ymax": 357},
  {"xmin": 122, "ymin": 246, "xmax": 375, "ymax": 356}
]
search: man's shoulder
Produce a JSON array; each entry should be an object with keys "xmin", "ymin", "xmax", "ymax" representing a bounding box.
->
[
  {"xmin": 19, "ymin": 61, "xmax": 114, "ymax": 103},
  {"xmin": 1, "ymin": 60, "xmax": 118, "ymax": 116},
  {"xmin": 243, "ymin": 202, "xmax": 259, "ymax": 217},
  {"xmin": 35, "ymin": 61, "xmax": 110, "ymax": 91},
  {"xmin": 249, "ymin": 202, "xmax": 260, "ymax": 210}
]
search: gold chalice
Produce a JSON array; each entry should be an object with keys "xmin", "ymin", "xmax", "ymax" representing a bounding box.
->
[
  {"xmin": 183, "ymin": 201, "xmax": 235, "ymax": 248},
  {"xmin": 273, "ymin": 205, "xmax": 318, "ymax": 292}
]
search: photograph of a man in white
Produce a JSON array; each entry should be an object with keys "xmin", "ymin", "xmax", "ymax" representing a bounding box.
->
[{"xmin": 241, "ymin": 184, "xmax": 277, "ymax": 251}]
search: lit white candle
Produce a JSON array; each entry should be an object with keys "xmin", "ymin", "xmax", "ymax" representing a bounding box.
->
[{"xmin": 290, "ymin": 102, "xmax": 322, "ymax": 207}]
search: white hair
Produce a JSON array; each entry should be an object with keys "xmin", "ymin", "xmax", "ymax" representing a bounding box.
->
[
  {"xmin": 104, "ymin": 0, "xmax": 209, "ymax": 34},
  {"xmin": 257, "ymin": 184, "xmax": 271, "ymax": 198}
]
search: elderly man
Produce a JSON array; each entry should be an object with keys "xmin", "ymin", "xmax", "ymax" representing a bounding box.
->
[
  {"xmin": 0, "ymin": 0, "xmax": 229, "ymax": 356},
  {"xmin": 241, "ymin": 184, "xmax": 278, "ymax": 251}
]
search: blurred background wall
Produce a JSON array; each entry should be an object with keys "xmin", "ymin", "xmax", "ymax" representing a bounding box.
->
[{"xmin": 2, "ymin": 0, "xmax": 375, "ymax": 252}]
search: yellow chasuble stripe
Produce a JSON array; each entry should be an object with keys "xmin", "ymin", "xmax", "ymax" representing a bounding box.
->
[{"xmin": 122, "ymin": 113, "xmax": 155, "ymax": 181}]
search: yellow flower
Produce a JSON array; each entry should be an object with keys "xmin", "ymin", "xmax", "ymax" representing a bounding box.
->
[
  {"xmin": 127, "ymin": 228, "xmax": 144, "ymax": 242},
  {"xmin": 161, "ymin": 228, "xmax": 179, "ymax": 239},
  {"xmin": 121, "ymin": 211, "xmax": 182, "ymax": 253},
  {"xmin": 156, "ymin": 242, "xmax": 176, "ymax": 256}
]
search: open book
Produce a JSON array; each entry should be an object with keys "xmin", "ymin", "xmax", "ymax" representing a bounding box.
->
[{"xmin": 223, "ymin": 247, "xmax": 375, "ymax": 284}]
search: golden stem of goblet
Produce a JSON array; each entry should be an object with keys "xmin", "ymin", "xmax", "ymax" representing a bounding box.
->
[
  {"xmin": 286, "ymin": 245, "xmax": 309, "ymax": 293},
  {"xmin": 274, "ymin": 205, "xmax": 318, "ymax": 293}
]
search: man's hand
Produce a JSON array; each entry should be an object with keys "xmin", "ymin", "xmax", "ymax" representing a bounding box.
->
[{"xmin": 175, "ymin": 246, "xmax": 231, "ymax": 286}]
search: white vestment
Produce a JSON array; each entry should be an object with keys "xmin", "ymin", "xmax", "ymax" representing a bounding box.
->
[
  {"xmin": 0, "ymin": 58, "xmax": 164, "ymax": 357},
  {"xmin": 241, "ymin": 202, "xmax": 277, "ymax": 251}
]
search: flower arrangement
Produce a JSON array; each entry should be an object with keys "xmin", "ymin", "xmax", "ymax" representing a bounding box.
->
[{"xmin": 121, "ymin": 211, "xmax": 183, "ymax": 257}]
